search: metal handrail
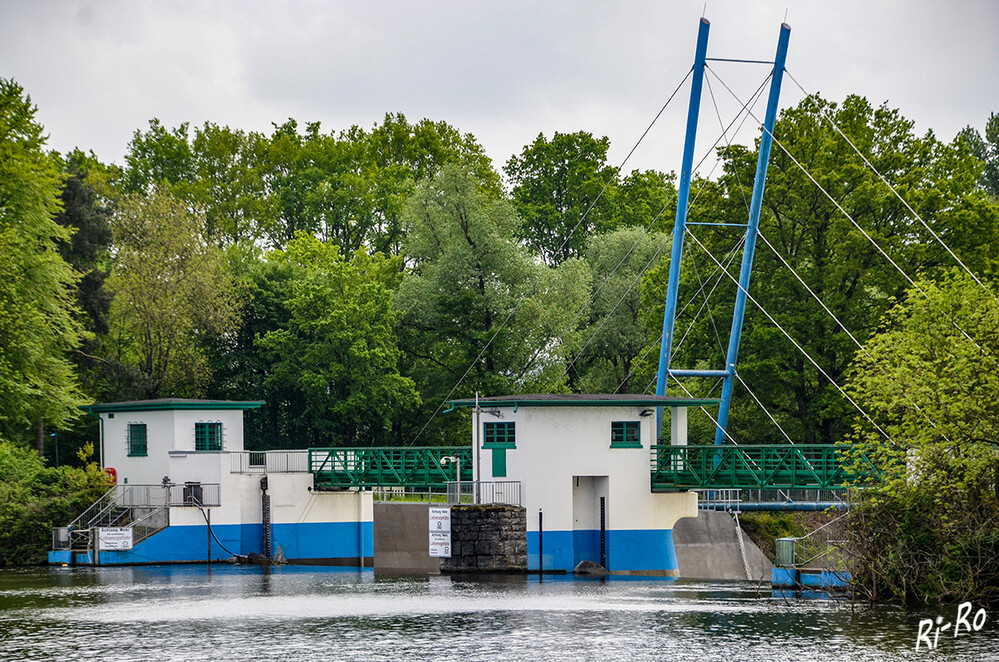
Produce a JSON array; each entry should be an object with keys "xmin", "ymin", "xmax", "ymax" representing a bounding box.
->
[
  {"xmin": 69, "ymin": 486, "xmax": 117, "ymax": 530},
  {"xmin": 309, "ymin": 447, "xmax": 474, "ymax": 488},
  {"xmin": 129, "ymin": 505, "xmax": 170, "ymax": 544},
  {"xmin": 445, "ymin": 481, "xmax": 522, "ymax": 506},
  {"xmin": 230, "ymin": 450, "xmax": 309, "ymax": 473},
  {"xmin": 651, "ymin": 444, "xmax": 878, "ymax": 490}
]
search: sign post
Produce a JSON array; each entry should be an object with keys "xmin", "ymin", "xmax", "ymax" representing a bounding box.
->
[{"xmin": 428, "ymin": 506, "xmax": 451, "ymax": 558}]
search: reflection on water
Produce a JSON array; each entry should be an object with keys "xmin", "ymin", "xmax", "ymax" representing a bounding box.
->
[{"xmin": 0, "ymin": 566, "xmax": 994, "ymax": 661}]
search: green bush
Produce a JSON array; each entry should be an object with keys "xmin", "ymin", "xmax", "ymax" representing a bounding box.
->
[
  {"xmin": 0, "ymin": 440, "xmax": 109, "ymax": 566},
  {"xmin": 739, "ymin": 512, "xmax": 808, "ymax": 561},
  {"xmin": 848, "ymin": 471, "xmax": 999, "ymax": 606}
]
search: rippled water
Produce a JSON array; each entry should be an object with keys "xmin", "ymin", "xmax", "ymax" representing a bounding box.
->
[{"xmin": 0, "ymin": 566, "xmax": 995, "ymax": 661}]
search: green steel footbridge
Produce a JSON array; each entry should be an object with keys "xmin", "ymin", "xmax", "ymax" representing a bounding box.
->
[{"xmin": 308, "ymin": 443, "xmax": 877, "ymax": 494}]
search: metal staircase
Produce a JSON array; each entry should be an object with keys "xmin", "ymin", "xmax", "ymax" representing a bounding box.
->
[{"xmin": 53, "ymin": 483, "xmax": 220, "ymax": 556}]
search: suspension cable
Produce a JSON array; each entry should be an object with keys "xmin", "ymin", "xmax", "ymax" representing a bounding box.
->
[
  {"xmin": 406, "ymin": 69, "xmax": 694, "ymax": 444},
  {"xmin": 685, "ymin": 228, "xmax": 895, "ymax": 443},
  {"xmin": 785, "ymin": 70, "xmax": 994, "ymax": 298}
]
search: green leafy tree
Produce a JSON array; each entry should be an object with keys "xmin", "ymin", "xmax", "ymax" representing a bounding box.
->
[
  {"xmin": 263, "ymin": 113, "xmax": 498, "ymax": 253},
  {"xmin": 122, "ymin": 114, "xmax": 497, "ymax": 253},
  {"xmin": 956, "ymin": 111, "xmax": 999, "ymax": 198},
  {"xmin": 54, "ymin": 154, "xmax": 113, "ymax": 338},
  {"xmin": 0, "ymin": 79, "xmax": 86, "ymax": 451},
  {"xmin": 123, "ymin": 119, "xmax": 195, "ymax": 194},
  {"xmin": 0, "ymin": 440, "xmax": 109, "ymax": 565},
  {"xmin": 203, "ymin": 249, "xmax": 298, "ymax": 449},
  {"xmin": 47, "ymin": 154, "xmax": 115, "ymax": 464},
  {"xmin": 505, "ymin": 131, "xmax": 619, "ymax": 265},
  {"xmin": 188, "ymin": 122, "xmax": 279, "ymax": 245},
  {"xmin": 396, "ymin": 165, "xmax": 591, "ymax": 442},
  {"xmin": 612, "ymin": 169, "xmax": 676, "ymax": 229},
  {"xmin": 104, "ymin": 188, "xmax": 240, "ymax": 398},
  {"xmin": 575, "ymin": 227, "xmax": 669, "ymax": 393},
  {"xmin": 846, "ymin": 272, "xmax": 999, "ymax": 604},
  {"xmin": 257, "ymin": 235, "xmax": 418, "ymax": 447}
]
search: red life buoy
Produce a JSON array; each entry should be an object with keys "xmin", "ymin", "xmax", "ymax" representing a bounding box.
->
[{"xmin": 104, "ymin": 467, "xmax": 117, "ymax": 484}]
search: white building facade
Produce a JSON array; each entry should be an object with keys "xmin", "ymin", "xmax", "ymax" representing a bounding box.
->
[
  {"xmin": 51, "ymin": 399, "xmax": 372, "ymax": 566},
  {"xmin": 450, "ymin": 394, "xmax": 716, "ymax": 575}
]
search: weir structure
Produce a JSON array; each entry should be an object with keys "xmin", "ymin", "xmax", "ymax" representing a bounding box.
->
[{"xmin": 50, "ymin": 20, "xmax": 878, "ymax": 574}]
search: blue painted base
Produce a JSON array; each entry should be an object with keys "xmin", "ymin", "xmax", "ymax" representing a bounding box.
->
[
  {"xmin": 772, "ymin": 567, "xmax": 851, "ymax": 591},
  {"xmin": 48, "ymin": 521, "xmax": 374, "ymax": 566},
  {"xmin": 528, "ymin": 529, "xmax": 679, "ymax": 575}
]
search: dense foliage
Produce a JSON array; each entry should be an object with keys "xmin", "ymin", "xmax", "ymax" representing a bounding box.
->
[
  {"xmin": 0, "ymin": 440, "xmax": 109, "ymax": 566},
  {"xmin": 846, "ymin": 273, "xmax": 999, "ymax": 604},
  {"xmin": 0, "ymin": 80, "xmax": 86, "ymax": 452}
]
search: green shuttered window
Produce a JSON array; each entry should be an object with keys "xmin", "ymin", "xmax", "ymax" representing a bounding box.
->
[
  {"xmin": 483, "ymin": 421, "xmax": 515, "ymax": 448},
  {"xmin": 611, "ymin": 421, "xmax": 641, "ymax": 448}
]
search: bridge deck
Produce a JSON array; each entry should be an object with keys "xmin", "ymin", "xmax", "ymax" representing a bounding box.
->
[
  {"xmin": 651, "ymin": 444, "xmax": 876, "ymax": 491},
  {"xmin": 310, "ymin": 446, "xmax": 473, "ymax": 489},
  {"xmin": 308, "ymin": 444, "xmax": 876, "ymax": 491}
]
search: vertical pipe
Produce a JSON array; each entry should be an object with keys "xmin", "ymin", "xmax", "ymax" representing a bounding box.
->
[
  {"xmin": 538, "ymin": 509, "xmax": 544, "ymax": 574},
  {"xmin": 599, "ymin": 496, "xmax": 606, "ymax": 569},
  {"xmin": 357, "ymin": 487, "xmax": 363, "ymax": 568},
  {"xmin": 474, "ymin": 392, "xmax": 481, "ymax": 505},
  {"xmin": 207, "ymin": 509, "xmax": 212, "ymax": 564},
  {"xmin": 713, "ymin": 23, "xmax": 791, "ymax": 445},
  {"xmin": 656, "ymin": 17, "xmax": 711, "ymax": 433}
]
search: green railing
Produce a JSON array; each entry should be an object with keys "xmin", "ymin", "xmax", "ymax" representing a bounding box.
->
[
  {"xmin": 651, "ymin": 444, "xmax": 878, "ymax": 490},
  {"xmin": 309, "ymin": 446, "xmax": 474, "ymax": 489}
]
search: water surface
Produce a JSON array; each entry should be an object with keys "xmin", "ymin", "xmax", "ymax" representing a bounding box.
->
[{"xmin": 0, "ymin": 566, "xmax": 994, "ymax": 661}]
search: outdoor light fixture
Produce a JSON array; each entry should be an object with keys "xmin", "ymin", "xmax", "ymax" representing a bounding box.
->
[{"xmin": 639, "ymin": 409, "xmax": 655, "ymax": 417}]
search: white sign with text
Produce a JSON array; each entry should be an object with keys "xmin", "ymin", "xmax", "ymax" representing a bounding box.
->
[
  {"xmin": 98, "ymin": 527, "xmax": 133, "ymax": 551},
  {"xmin": 428, "ymin": 507, "xmax": 451, "ymax": 557}
]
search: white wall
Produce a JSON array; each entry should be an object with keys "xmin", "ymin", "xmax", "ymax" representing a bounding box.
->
[
  {"xmin": 101, "ymin": 408, "xmax": 246, "ymax": 487},
  {"xmin": 473, "ymin": 405, "xmax": 692, "ymax": 534}
]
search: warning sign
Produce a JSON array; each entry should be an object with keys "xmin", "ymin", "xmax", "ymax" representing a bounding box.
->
[
  {"xmin": 429, "ymin": 532, "xmax": 451, "ymax": 558},
  {"xmin": 98, "ymin": 527, "xmax": 133, "ymax": 551},
  {"xmin": 429, "ymin": 507, "xmax": 451, "ymax": 557}
]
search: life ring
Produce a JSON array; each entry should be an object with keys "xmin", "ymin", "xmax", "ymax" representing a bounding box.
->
[{"xmin": 104, "ymin": 467, "xmax": 117, "ymax": 484}]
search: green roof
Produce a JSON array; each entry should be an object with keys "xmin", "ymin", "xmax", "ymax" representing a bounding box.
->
[
  {"xmin": 446, "ymin": 393, "xmax": 719, "ymax": 409},
  {"xmin": 80, "ymin": 398, "xmax": 265, "ymax": 414}
]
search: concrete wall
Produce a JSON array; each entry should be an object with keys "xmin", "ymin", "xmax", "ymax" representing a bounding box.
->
[
  {"xmin": 373, "ymin": 503, "xmax": 440, "ymax": 574},
  {"xmin": 673, "ymin": 510, "xmax": 773, "ymax": 581}
]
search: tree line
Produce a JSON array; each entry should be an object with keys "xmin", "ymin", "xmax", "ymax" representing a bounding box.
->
[{"xmin": 3, "ymin": 77, "xmax": 998, "ymax": 460}]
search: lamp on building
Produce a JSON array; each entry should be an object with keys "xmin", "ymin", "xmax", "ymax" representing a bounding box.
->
[
  {"xmin": 440, "ymin": 455, "xmax": 461, "ymax": 503},
  {"xmin": 639, "ymin": 409, "xmax": 655, "ymax": 417}
]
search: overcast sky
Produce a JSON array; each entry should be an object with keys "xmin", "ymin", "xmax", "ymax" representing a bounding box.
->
[{"xmin": 2, "ymin": 1, "xmax": 997, "ymax": 180}]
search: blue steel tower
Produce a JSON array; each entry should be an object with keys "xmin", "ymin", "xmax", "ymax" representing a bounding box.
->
[{"xmin": 656, "ymin": 21, "xmax": 791, "ymax": 445}]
